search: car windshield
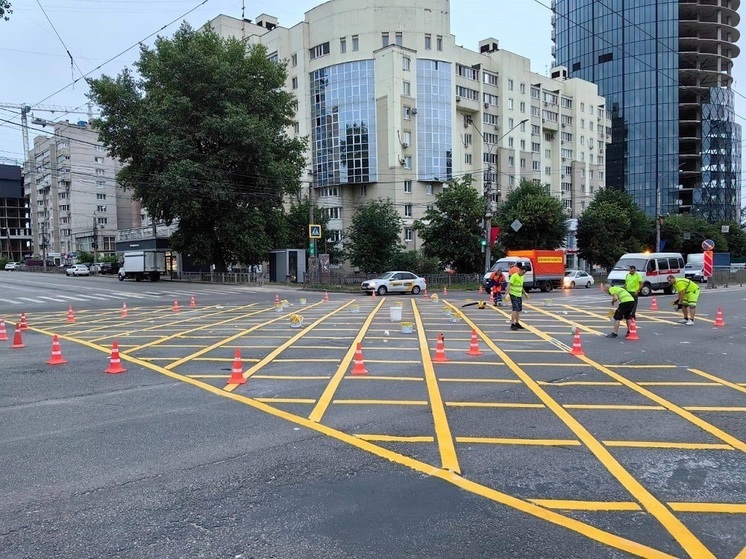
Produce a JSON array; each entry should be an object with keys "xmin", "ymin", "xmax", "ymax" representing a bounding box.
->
[
  {"xmin": 612, "ymin": 258, "xmax": 647, "ymax": 271},
  {"xmin": 377, "ymin": 272, "xmax": 396, "ymax": 280},
  {"xmin": 564, "ymin": 271, "xmax": 576, "ymax": 277}
]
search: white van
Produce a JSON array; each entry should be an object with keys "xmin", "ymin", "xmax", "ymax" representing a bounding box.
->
[{"xmin": 607, "ymin": 252, "xmax": 685, "ymax": 296}]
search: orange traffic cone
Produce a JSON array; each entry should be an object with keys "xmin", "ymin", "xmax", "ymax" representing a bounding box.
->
[
  {"xmin": 19, "ymin": 312, "xmax": 28, "ymax": 331},
  {"xmin": 172, "ymin": 299, "xmax": 180, "ymax": 312},
  {"xmin": 190, "ymin": 295, "xmax": 196, "ymax": 308},
  {"xmin": 10, "ymin": 323, "xmax": 25, "ymax": 349},
  {"xmin": 104, "ymin": 341, "xmax": 126, "ymax": 374},
  {"xmin": 371, "ymin": 289, "xmax": 377, "ymax": 299},
  {"xmin": 433, "ymin": 333, "xmax": 449, "ymax": 362},
  {"xmin": 714, "ymin": 307, "xmax": 725, "ymax": 327},
  {"xmin": 0, "ymin": 319, "xmax": 8, "ymax": 341},
  {"xmin": 422, "ymin": 288, "xmax": 428, "ymax": 299},
  {"xmin": 66, "ymin": 306, "xmax": 75, "ymax": 323},
  {"xmin": 569, "ymin": 328, "xmax": 584, "ymax": 356},
  {"xmin": 121, "ymin": 302, "xmax": 128, "ymax": 318},
  {"xmin": 443, "ymin": 286, "xmax": 448, "ymax": 296},
  {"xmin": 46, "ymin": 335, "xmax": 68, "ymax": 365},
  {"xmin": 626, "ymin": 319, "xmax": 640, "ymax": 341},
  {"xmin": 323, "ymin": 291, "xmax": 329, "ymax": 302},
  {"xmin": 274, "ymin": 294, "xmax": 280, "ymax": 305},
  {"xmin": 227, "ymin": 349, "xmax": 246, "ymax": 384},
  {"xmin": 478, "ymin": 285, "xmax": 484, "ymax": 294},
  {"xmin": 350, "ymin": 343, "xmax": 368, "ymax": 375},
  {"xmin": 466, "ymin": 329, "xmax": 483, "ymax": 356},
  {"xmin": 650, "ymin": 297, "xmax": 659, "ymax": 311}
]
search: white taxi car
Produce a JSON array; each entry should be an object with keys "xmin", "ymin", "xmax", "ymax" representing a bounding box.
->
[
  {"xmin": 562, "ymin": 269, "xmax": 594, "ymax": 289},
  {"xmin": 65, "ymin": 264, "xmax": 91, "ymax": 277},
  {"xmin": 361, "ymin": 271, "xmax": 426, "ymax": 296}
]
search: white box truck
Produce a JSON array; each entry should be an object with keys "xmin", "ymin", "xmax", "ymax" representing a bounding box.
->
[{"xmin": 118, "ymin": 250, "xmax": 167, "ymax": 282}]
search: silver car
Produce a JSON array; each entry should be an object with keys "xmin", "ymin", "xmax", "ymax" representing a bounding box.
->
[
  {"xmin": 65, "ymin": 264, "xmax": 91, "ymax": 277},
  {"xmin": 562, "ymin": 269, "xmax": 594, "ymax": 289}
]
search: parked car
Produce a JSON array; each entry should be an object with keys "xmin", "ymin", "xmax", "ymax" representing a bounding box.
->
[
  {"xmin": 562, "ymin": 269, "xmax": 594, "ymax": 289},
  {"xmin": 361, "ymin": 271, "xmax": 426, "ymax": 296},
  {"xmin": 4, "ymin": 262, "xmax": 19, "ymax": 271},
  {"xmin": 98, "ymin": 262, "xmax": 121, "ymax": 275},
  {"xmin": 683, "ymin": 263, "xmax": 706, "ymax": 283},
  {"xmin": 65, "ymin": 264, "xmax": 90, "ymax": 277},
  {"xmin": 81, "ymin": 262, "xmax": 101, "ymax": 273}
]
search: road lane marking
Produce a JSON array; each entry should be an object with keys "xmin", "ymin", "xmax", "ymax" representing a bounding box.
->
[
  {"xmin": 668, "ymin": 503, "xmax": 746, "ymax": 514},
  {"xmin": 530, "ymin": 500, "xmax": 642, "ymax": 511},
  {"xmin": 456, "ymin": 437, "xmax": 581, "ymax": 446},
  {"xmin": 683, "ymin": 407, "xmax": 746, "ymax": 412},
  {"xmin": 356, "ymin": 435, "xmax": 435, "ymax": 443},
  {"xmin": 523, "ymin": 304, "xmax": 604, "ymax": 335},
  {"xmin": 28, "ymin": 324, "xmax": 681, "ymax": 559},
  {"xmin": 446, "ymin": 402, "xmax": 545, "ymax": 409},
  {"xmin": 252, "ymin": 375, "xmax": 331, "ymax": 380},
  {"xmin": 412, "ymin": 299, "xmax": 461, "ymax": 474},
  {"xmin": 686, "ymin": 368, "xmax": 746, "ymax": 395},
  {"xmin": 605, "ymin": 365, "xmax": 679, "ymax": 369},
  {"xmin": 564, "ymin": 404, "xmax": 666, "ymax": 411},
  {"xmin": 450, "ymin": 303, "xmax": 717, "ymax": 559},
  {"xmin": 439, "ymin": 378, "xmax": 520, "ymax": 384},
  {"xmin": 255, "ymin": 398, "xmax": 316, "ymax": 404},
  {"xmin": 346, "ymin": 376, "xmax": 423, "ymax": 381},
  {"xmin": 540, "ymin": 381, "xmax": 622, "ymax": 386},
  {"xmin": 333, "ymin": 399, "xmax": 428, "ymax": 406},
  {"xmin": 638, "ymin": 382, "xmax": 722, "ymax": 387},
  {"xmin": 603, "ymin": 441, "xmax": 734, "ymax": 450}
]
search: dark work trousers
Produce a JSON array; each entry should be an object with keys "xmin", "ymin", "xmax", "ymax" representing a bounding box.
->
[{"xmin": 630, "ymin": 294, "xmax": 639, "ymax": 318}]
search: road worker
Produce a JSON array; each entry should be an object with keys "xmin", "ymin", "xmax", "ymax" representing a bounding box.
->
[
  {"xmin": 600, "ymin": 283, "xmax": 635, "ymax": 338},
  {"xmin": 624, "ymin": 265, "xmax": 643, "ymax": 318},
  {"xmin": 667, "ymin": 275, "xmax": 700, "ymax": 325}
]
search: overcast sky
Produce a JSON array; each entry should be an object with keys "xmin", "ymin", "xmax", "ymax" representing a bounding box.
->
[{"xmin": 1, "ymin": 0, "xmax": 745, "ymax": 206}]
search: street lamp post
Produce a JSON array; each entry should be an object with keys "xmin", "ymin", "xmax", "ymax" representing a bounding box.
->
[{"xmin": 474, "ymin": 118, "xmax": 528, "ymax": 272}]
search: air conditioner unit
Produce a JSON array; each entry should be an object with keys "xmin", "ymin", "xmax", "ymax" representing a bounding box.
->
[
  {"xmin": 456, "ymin": 96, "xmax": 461, "ymax": 102},
  {"xmin": 561, "ymin": 140, "xmax": 565, "ymax": 144},
  {"xmin": 399, "ymin": 158, "xmax": 406, "ymax": 165},
  {"xmin": 484, "ymin": 102, "xmax": 490, "ymax": 109},
  {"xmin": 411, "ymin": 108, "xmax": 418, "ymax": 115},
  {"xmin": 401, "ymin": 142, "xmax": 409, "ymax": 148},
  {"xmin": 561, "ymin": 123, "xmax": 566, "ymax": 128}
]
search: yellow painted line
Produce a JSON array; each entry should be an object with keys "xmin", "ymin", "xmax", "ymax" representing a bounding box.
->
[
  {"xmin": 226, "ymin": 300, "xmax": 356, "ymax": 390},
  {"xmin": 440, "ymin": 378, "xmax": 520, "ymax": 384},
  {"xmin": 530, "ymin": 500, "xmax": 642, "ymax": 512},
  {"xmin": 539, "ymin": 381, "xmax": 622, "ymax": 387},
  {"xmin": 684, "ymin": 407, "xmax": 746, "ymax": 412},
  {"xmin": 668, "ymin": 503, "xmax": 746, "ymax": 514},
  {"xmin": 355, "ymin": 435, "xmax": 435, "ymax": 443},
  {"xmin": 638, "ymin": 382, "xmax": 721, "ymax": 387},
  {"xmin": 435, "ymin": 360, "xmax": 505, "ymax": 366},
  {"xmin": 448, "ymin": 304, "xmax": 716, "ymax": 559},
  {"xmin": 736, "ymin": 546, "xmax": 746, "ymax": 559},
  {"xmin": 308, "ymin": 298, "xmax": 385, "ymax": 422},
  {"xmin": 364, "ymin": 359, "xmax": 422, "ymax": 364},
  {"xmin": 340, "ymin": 346, "xmax": 417, "ymax": 351},
  {"xmin": 687, "ymin": 368, "xmax": 746, "ymax": 395},
  {"xmin": 522, "ymin": 303, "xmax": 604, "ymax": 336},
  {"xmin": 347, "ymin": 376, "xmax": 423, "ymax": 382},
  {"xmin": 556, "ymin": 304, "xmax": 680, "ymax": 326},
  {"xmin": 192, "ymin": 357, "xmax": 259, "ymax": 362},
  {"xmin": 412, "ymin": 299, "xmax": 461, "ymax": 474},
  {"xmin": 446, "ymin": 402, "xmax": 545, "ymax": 409},
  {"xmin": 333, "ymin": 399, "xmax": 428, "ymax": 406},
  {"xmin": 504, "ymin": 349, "xmax": 566, "ymax": 353},
  {"xmin": 273, "ymin": 358, "xmax": 340, "ymax": 363},
  {"xmin": 137, "ymin": 357, "xmax": 180, "ymax": 361},
  {"xmin": 28, "ymin": 325, "xmax": 681, "ymax": 559},
  {"xmin": 150, "ymin": 344, "xmax": 212, "ymax": 348},
  {"xmin": 187, "ymin": 375, "xmax": 229, "ymax": 378},
  {"xmin": 252, "ymin": 375, "xmax": 331, "ymax": 380},
  {"xmin": 603, "ymin": 441, "xmax": 734, "ymax": 451},
  {"xmin": 604, "ymin": 365, "xmax": 679, "ymax": 369},
  {"xmin": 564, "ymin": 404, "xmax": 666, "ymax": 411},
  {"xmin": 254, "ymin": 398, "xmax": 316, "ymax": 404},
  {"xmin": 517, "ymin": 363, "xmax": 592, "ymax": 367},
  {"xmin": 456, "ymin": 437, "xmax": 581, "ymax": 447}
]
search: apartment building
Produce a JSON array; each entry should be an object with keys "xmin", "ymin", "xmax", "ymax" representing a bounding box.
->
[
  {"xmin": 207, "ymin": 0, "xmax": 610, "ymax": 251},
  {"xmin": 0, "ymin": 163, "xmax": 32, "ymax": 262},
  {"xmin": 24, "ymin": 121, "xmax": 141, "ymax": 260}
]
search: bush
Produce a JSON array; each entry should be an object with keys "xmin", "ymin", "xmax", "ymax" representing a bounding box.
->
[{"xmin": 389, "ymin": 250, "xmax": 441, "ymax": 275}]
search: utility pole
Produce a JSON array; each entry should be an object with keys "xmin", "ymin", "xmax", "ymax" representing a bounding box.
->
[
  {"xmin": 92, "ymin": 216, "xmax": 98, "ymax": 271},
  {"xmin": 655, "ymin": 182, "xmax": 661, "ymax": 253},
  {"xmin": 41, "ymin": 221, "xmax": 47, "ymax": 272}
]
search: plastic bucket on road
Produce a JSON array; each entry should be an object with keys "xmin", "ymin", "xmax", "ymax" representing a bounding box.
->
[
  {"xmin": 390, "ymin": 306, "xmax": 402, "ymax": 322},
  {"xmin": 401, "ymin": 321, "xmax": 413, "ymax": 334}
]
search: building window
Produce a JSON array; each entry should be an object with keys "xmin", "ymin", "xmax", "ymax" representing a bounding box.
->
[
  {"xmin": 520, "ymin": 83, "xmax": 526, "ymax": 94},
  {"xmin": 95, "ymin": 169, "xmax": 105, "ymax": 176},
  {"xmin": 545, "ymin": 149, "xmax": 551, "ymax": 159},
  {"xmin": 520, "ymin": 101, "xmax": 526, "ymax": 113},
  {"xmin": 293, "ymin": 123, "xmax": 300, "ymax": 134},
  {"xmin": 483, "ymin": 72, "xmax": 498, "ymax": 86},
  {"xmin": 405, "ymin": 228, "xmax": 413, "ymax": 241},
  {"xmin": 309, "ymin": 42, "xmax": 330, "ymax": 59},
  {"xmin": 403, "ymin": 155, "xmax": 412, "ymax": 169},
  {"xmin": 291, "ymin": 53, "xmax": 297, "ymax": 66},
  {"xmin": 291, "ymin": 77, "xmax": 298, "ymax": 89},
  {"xmin": 465, "ymin": 153, "xmax": 472, "ymax": 164},
  {"xmin": 425, "ymin": 34, "xmax": 431, "ymax": 50},
  {"xmin": 359, "ymin": 184, "xmax": 367, "ymax": 197},
  {"xmin": 520, "ymin": 139, "xmax": 526, "ymax": 150},
  {"xmin": 520, "ymin": 158, "xmax": 526, "ymax": 169},
  {"xmin": 508, "ymin": 117, "xmax": 514, "ymax": 128},
  {"xmin": 382, "ymin": 32, "xmax": 390, "ymax": 47},
  {"xmin": 352, "ymin": 35, "xmax": 359, "ymax": 51},
  {"xmin": 403, "ymin": 81, "xmax": 411, "ymax": 95},
  {"xmin": 403, "ymin": 131, "xmax": 412, "ymax": 144},
  {"xmin": 340, "ymin": 37, "xmax": 347, "ymax": 53},
  {"xmin": 404, "ymin": 180, "xmax": 412, "ymax": 193},
  {"xmin": 532, "ymin": 160, "xmax": 540, "ymax": 171},
  {"xmin": 545, "ymin": 166, "xmax": 551, "ymax": 175},
  {"xmin": 403, "ymin": 56, "xmax": 411, "ymax": 71},
  {"xmin": 531, "ymin": 106, "xmax": 540, "ymax": 117},
  {"xmin": 483, "ymin": 92, "xmax": 498, "ymax": 106},
  {"xmin": 96, "ymin": 193, "xmax": 106, "ymax": 200},
  {"xmin": 508, "ymin": 79, "xmax": 514, "ymax": 91},
  {"xmin": 95, "ymin": 180, "xmax": 105, "ymax": 188},
  {"xmin": 96, "ymin": 205, "xmax": 107, "ymax": 212},
  {"xmin": 395, "ymin": 32, "xmax": 403, "ymax": 46},
  {"xmin": 508, "ymin": 98, "xmax": 514, "ymax": 110},
  {"xmin": 95, "ymin": 144, "xmax": 105, "ymax": 152},
  {"xmin": 532, "ymin": 142, "xmax": 540, "ymax": 153},
  {"xmin": 581, "ymin": 119, "xmax": 585, "ymax": 129},
  {"xmin": 508, "ymin": 137, "xmax": 514, "ymax": 148},
  {"xmin": 97, "ymin": 217, "xmax": 107, "ymax": 225},
  {"xmin": 403, "ymin": 105, "xmax": 412, "ymax": 120},
  {"xmin": 532, "ymin": 124, "xmax": 540, "ymax": 135},
  {"xmin": 404, "ymin": 204, "xmax": 413, "ymax": 217},
  {"xmin": 598, "ymin": 52, "xmax": 613, "ymax": 64},
  {"xmin": 426, "ymin": 184, "xmax": 433, "ymax": 196},
  {"xmin": 436, "ymin": 35, "xmax": 443, "ymax": 50},
  {"xmin": 508, "ymin": 156, "xmax": 514, "ymax": 167},
  {"xmin": 94, "ymin": 156, "xmax": 104, "ymax": 163}
]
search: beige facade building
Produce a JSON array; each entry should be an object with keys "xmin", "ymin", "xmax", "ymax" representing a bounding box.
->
[
  {"xmin": 208, "ymin": 0, "xmax": 610, "ymax": 254},
  {"xmin": 25, "ymin": 121, "xmax": 140, "ymax": 261}
]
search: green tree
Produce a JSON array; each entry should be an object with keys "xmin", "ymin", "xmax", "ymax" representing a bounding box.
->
[
  {"xmin": 389, "ymin": 250, "xmax": 441, "ymax": 275},
  {"xmin": 88, "ymin": 24, "xmax": 306, "ymax": 272},
  {"xmin": 720, "ymin": 221, "xmax": 746, "ymax": 258},
  {"xmin": 0, "ymin": 1, "xmax": 11, "ymax": 21},
  {"xmin": 345, "ymin": 199, "xmax": 402, "ymax": 273},
  {"xmin": 414, "ymin": 175, "xmax": 484, "ymax": 273},
  {"xmin": 282, "ymin": 198, "xmax": 342, "ymax": 264},
  {"xmin": 660, "ymin": 214, "xmax": 728, "ymax": 256},
  {"xmin": 576, "ymin": 189, "xmax": 650, "ymax": 270},
  {"xmin": 76, "ymin": 251, "xmax": 94, "ymax": 263},
  {"xmin": 494, "ymin": 179, "xmax": 568, "ymax": 251}
]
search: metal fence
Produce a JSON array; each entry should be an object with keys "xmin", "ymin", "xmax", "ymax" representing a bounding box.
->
[{"xmin": 177, "ymin": 272, "xmax": 265, "ymax": 284}]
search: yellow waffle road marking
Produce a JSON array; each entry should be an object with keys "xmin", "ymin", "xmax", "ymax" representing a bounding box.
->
[
  {"xmin": 523, "ymin": 304, "xmax": 603, "ymax": 336},
  {"xmin": 333, "ymin": 399, "xmax": 428, "ymax": 405},
  {"xmin": 413, "ymin": 299, "xmax": 461, "ymax": 474},
  {"xmin": 540, "ymin": 381, "xmax": 622, "ymax": 386},
  {"xmin": 252, "ymin": 375, "xmax": 331, "ymax": 380},
  {"xmin": 605, "ymin": 365, "xmax": 679, "ymax": 369},
  {"xmin": 530, "ymin": 500, "xmax": 642, "ymax": 512},
  {"xmin": 448, "ymin": 303, "xmax": 716, "ymax": 559},
  {"xmin": 439, "ymin": 378, "xmax": 520, "ymax": 384},
  {"xmin": 346, "ymin": 376, "xmax": 423, "ymax": 381},
  {"xmin": 683, "ymin": 406, "xmax": 746, "ymax": 412},
  {"xmin": 564, "ymin": 404, "xmax": 666, "ymax": 411},
  {"xmin": 638, "ymin": 382, "xmax": 721, "ymax": 387},
  {"xmin": 603, "ymin": 441, "xmax": 734, "ymax": 450},
  {"xmin": 456, "ymin": 437, "xmax": 581, "ymax": 446},
  {"xmin": 187, "ymin": 375, "xmax": 230, "ymax": 378},
  {"xmin": 355, "ymin": 435, "xmax": 435, "ymax": 443},
  {"xmin": 30, "ymin": 324, "xmax": 679, "ymax": 559},
  {"xmin": 517, "ymin": 363, "xmax": 592, "ymax": 367},
  {"xmin": 308, "ymin": 298, "xmax": 385, "ymax": 421},
  {"xmin": 446, "ymin": 402, "xmax": 545, "ymax": 409},
  {"xmin": 687, "ymin": 368, "xmax": 746, "ymax": 395},
  {"xmin": 668, "ymin": 503, "xmax": 746, "ymax": 514},
  {"xmin": 255, "ymin": 398, "xmax": 316, "ymax": 404}
]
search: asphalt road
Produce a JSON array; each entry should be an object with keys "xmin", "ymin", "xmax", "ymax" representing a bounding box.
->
[{"xmin": 0, "ymin": 271, "xmax": 744, "ymax": 559}]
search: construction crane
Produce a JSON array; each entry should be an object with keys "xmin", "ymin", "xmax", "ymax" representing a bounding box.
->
[{"xmin": 0, "ymin": 102, "xmax": 95, "ymax": 160}]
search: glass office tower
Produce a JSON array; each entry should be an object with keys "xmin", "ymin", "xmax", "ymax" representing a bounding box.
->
[{"xmin": 552, "ymin": 0, "xmax": 741, "ymax": 222}]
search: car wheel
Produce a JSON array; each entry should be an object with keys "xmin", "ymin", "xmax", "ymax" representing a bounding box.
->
[
  {"xmin": 570, "ymin": 281, "xmax": 575, "ymax": 289},
  {"xmin": 585, "ymin": 281, "xmax": 591, "ymax": 288},
  {"xmin": 640, "ymin": 283, "xmax": 652, "ymax": 297},
  {"xmin": 412, "ymin": 285, "xmax": 421, "ymax": 295},
  {"xmin": 376, "ymin": 285, "xmax": 387, "ymax": 296}
]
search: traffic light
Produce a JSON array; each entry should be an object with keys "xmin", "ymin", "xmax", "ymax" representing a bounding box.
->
[
  {"xmin": 308, "ymin": 241, "xmax": 315, "ymax": 256},
  {"xmin": 480, "ymin": 237, "xmax": 487, "ymax": 247}
]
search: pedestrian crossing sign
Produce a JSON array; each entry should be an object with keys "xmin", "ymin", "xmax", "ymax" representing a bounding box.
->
[{"xmin": 309, "ymin": 224, "xmax": 322, "ymax": 239}]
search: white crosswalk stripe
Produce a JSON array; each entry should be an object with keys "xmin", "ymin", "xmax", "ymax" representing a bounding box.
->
[{"xmin": 0, "ymin": 298, "xmax": 22, "ymax": 305}]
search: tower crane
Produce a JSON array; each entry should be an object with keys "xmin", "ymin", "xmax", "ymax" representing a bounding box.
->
[{"xmin": 0, "ymin": 102, "xmax": 95, "ymax": 161}]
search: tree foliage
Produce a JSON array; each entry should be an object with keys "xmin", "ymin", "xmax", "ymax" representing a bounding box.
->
[
  {"xmin": 389, "ymin": 250, "xmax": 441, "ymax": 275},
  {"xmin": 576, "ymin": 189, "xmax": 651, "ymax": 270},
  {"xmin": 414, "ymin": 175, "xmax": 484, "ymax": 273},
  {"xmin": 281, "ymin": 198, "xmax": 342, "ymax": 264},
  {"xmin": 494, "ymin": 179, "xmax": 568, "ymax": 251},
  {"xmin": 658, "ymin": 214, "xmax": 729, "ymax": 256},
  {"xmin": 88, "ymin": 24, "xmax": 306, "ymax": 271},
  {"xmin": 345, "ymin": 199, "xmax": 402, "ymax": 273},
  {"xmin": 0, "ymin": 1, "xmax": 11, "ymax": 21}
]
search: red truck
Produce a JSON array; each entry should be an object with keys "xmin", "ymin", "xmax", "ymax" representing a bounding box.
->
[{"xmin": 482, "ymin": 250, "xmax": 566, "ymax": 292}]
